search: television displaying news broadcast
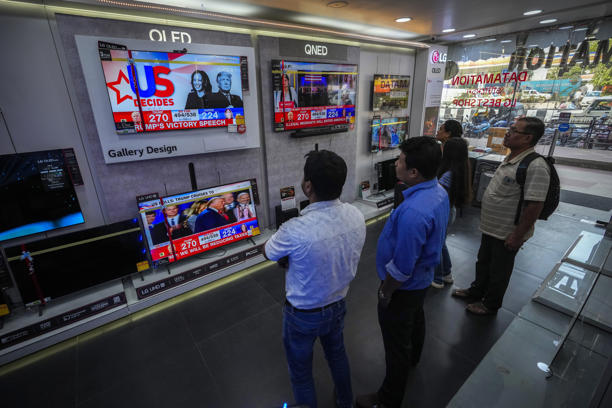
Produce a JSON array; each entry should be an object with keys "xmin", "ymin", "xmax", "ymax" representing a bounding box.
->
[
  {"xmin": 272, "ymin": 59, "xmax": 357, "ymax": 132},
  {"xmin": 137, "ymin": 180, "xmax": 260, "ymax": 264},
  {"xmin": 370, "ymin": 117, "xmax": 409, "ymax": 152},
  {"xmin": 99, "ymin": 42, "xmax": 244, "ymax": 134}
]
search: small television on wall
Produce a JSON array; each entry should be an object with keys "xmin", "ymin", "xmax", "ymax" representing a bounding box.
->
[
  {"xmin": 137, "ymin": 179, "xmax": 261, "ymax": 265},
  {"xmin": 98, "ymin": 42, "xmax": 244, "ymax": 134},
  {"xmin": 6, "ymin": 219, "xmax": 147, "ymax": 307},
  {"xmin": 372, "ymin": 75, "xmax": 410, "ymax": 111},
  {"xmin": 375, "ymin": 158, "xmax": 398, "ymax": 192},
  {"xmin": 0, "ymin": 149, "xmax": 84, "ymax": 242},
  {"xmin": 272, "ymin": 59, "xmax": 357, "ymax": 132},
  {"xmin": 370, "ymin": 117, "xmax": 409, "ymax": 152}
]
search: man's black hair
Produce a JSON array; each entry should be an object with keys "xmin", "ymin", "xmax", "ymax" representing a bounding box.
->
[
  {"xmin": 443, "ymin": 119, "xmax": 463, "ymax": 138},
  {"xmin": 518, "ymin": 117, "xmax": 545, "ymax": 146},
  {"xmin": 399, "ymin": 136, "xmax": 442, "ymax": 180},
  {"xmin": 303, "ymin": 150, "xmax": 347, "ymax": 201}
]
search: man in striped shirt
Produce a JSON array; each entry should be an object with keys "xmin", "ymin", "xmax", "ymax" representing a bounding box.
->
[{"xmin": 453, "ymin": 117, "xmax": 551, "ymax": 315}]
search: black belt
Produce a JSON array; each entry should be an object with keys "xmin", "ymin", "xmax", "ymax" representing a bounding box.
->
[{"xmin": 285, "ymin": 299, "xmax": 343, "ymax": 313}]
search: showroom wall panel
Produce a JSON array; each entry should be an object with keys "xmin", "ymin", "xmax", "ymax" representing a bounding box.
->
[
  {"xmin": 257, "ymin": 36, "xmax": 359, "ymax": 218},
  {"xmin": 54, "ymin": 14, "xmax": 270, "ymax": 226},
  {"xmin": 355, "ymin": 50, "xmax": 415, "ymax": 193}
]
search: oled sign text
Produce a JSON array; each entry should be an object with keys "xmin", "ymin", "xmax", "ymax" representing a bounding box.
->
[{"xmin": 149, "ymin": 29, "xmax": 192, "ymax": 43}]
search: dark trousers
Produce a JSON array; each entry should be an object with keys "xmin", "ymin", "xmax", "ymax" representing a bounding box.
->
[
  {"xmin": 469, "ymin": 233, "xmax": 518, "ymax": 310},
  {"xmin": 377, "ymin": 288, "xmax": 428, "ymax": 408}
]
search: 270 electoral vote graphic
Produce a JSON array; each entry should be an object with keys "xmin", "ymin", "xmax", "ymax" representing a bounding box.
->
[{"xmin": 99, "ymin": 45, "xmax": 244, "ymax": 134}]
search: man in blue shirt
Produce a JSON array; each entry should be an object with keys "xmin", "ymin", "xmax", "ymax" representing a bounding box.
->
[
  {"xmin": 357, "ymin": 137, "xmax": 449, "ymax": 408},
  {"xmin": 265, "ymin": 150, "xmax": 366, "ymax": 408}
]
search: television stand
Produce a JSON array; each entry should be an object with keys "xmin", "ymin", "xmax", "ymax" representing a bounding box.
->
[{"xmin": 247, "ymin": 237, "xmax": 257, "ymax": 246}]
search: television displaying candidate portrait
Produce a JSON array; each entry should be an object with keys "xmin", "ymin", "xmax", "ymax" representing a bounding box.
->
[
  {"xmin": 99, "ymin": 48, "xmax": 245, "ymax": 133},
  {"xmin": 137, "ymin": 180, "xmax": 260, "ymax": 264}
]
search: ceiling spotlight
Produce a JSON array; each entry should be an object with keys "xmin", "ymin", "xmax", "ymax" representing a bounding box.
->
[
  {"xmin": 528, "ymin": 44, "xmax": 539, "ymax": 47},
  {"xmin": 442, "ymin": 28, "xmax": 456, "ymax": 33},
  {"xmin": 395, "ymin": 17, "xmax": 412, "ymax": 22},
  {"xmin": 574, "ymin": 27, "xmax": 588, "ymax": 31},
  {"xmin": 559, "ymin": 25, "xmax": 573, "ymax": 30},
  {"xmin": 500, "ymin": 40, "xmax": 512, "ymax": 43},
  {"xmin": 327, "ymin": 1, "xmax": 349, "ymax": 8},
  {"xmin": 463, "ymin": 34, "xmax": 476, "ymax": 38},
  {"xmin": 485, "ymin": 38, "xmax": 496, "ymax": 42},
  {"xmin": 523, "ymin": 10, "xmax": 543, "ymax": 16},
  {"xmin": 540, "ymin": 19, "xmax": 558, "ymax": 24}
]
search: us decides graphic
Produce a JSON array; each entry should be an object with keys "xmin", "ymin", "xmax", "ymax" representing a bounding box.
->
[{"xmin": 100, "ymin": 48, "xmax": 244, "ymax": 134}]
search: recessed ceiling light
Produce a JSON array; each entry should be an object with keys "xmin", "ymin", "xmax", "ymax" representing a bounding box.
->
[
  {"xmin": 559, "ymin": 25, "xmax": 573, "ymax": 30},
  {"xmin": 540, "ymin": 19, "xmax": 558, "ymax": 24},
  {"xmin": 485, "ymin": 38, "xmax": 496, "ymax": 42},
  {"xmin": 442, "ymin": 28, "xmax": 455, "ymax": 33},
  {"xmin": 500, "ymin": 40, "xmax": 512, "ymax": 43},
  {"xmin": 523, "ymin": 10, "xmax": 543, "ymax": 16},
  {"xmin": 528, "ymin": 44, "xmax": 539, "ymax": 47},
  {"xmin": 327, "ymin": 1, "xmax": 349, "ymax": 8},
  {"xmin": 395, "ymin": 17, "xmax": 412, "ymax": 23},
  {"xmin": 574, "ymin": 27, "xmax": 588, "ymax": 31},
  {"xmin": 463, "ymin": 34, "xmax": 476, "ymax": 38}
]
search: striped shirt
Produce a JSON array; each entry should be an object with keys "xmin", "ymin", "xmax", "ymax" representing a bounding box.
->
[{"xmin": 480, "ymin": 148, "xmax": 550, "ymax": 241}]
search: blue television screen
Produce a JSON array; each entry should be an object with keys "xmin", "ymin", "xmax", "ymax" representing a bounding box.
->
[
  {"xmin": 0, "ymin": 149, "xmax": 84, "ymax": 242},
  {"xmin": 370, "ymin": 117, "xmax": 409, "ymax": 152}
]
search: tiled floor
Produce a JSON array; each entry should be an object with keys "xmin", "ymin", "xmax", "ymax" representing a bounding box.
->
[{"xmin": 1, "ymin": 202, "xmax": 610, "ymax": 408}]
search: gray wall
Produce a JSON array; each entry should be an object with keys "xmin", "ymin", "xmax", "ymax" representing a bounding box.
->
[
  {"xmin": 355, "ymin": 50, "xmax": 415, "ymax": 193},
  {"xmin": 257, "ymin": 36, "xmax": 360, "ymax": 218}
]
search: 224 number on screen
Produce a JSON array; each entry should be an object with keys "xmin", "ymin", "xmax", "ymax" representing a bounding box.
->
[{"xmin": 221, "ymin": 227, "xmax": 236, "ymax": 238}]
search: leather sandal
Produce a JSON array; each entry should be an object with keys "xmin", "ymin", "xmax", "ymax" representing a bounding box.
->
[{"xmin": 466, "ymin": 302, "xmax": 497, "ymax": 315}]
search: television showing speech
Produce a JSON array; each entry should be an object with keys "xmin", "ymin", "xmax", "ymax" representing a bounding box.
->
[
  {"xmin": 372, "ymin": 75, "xmax": 410, "ymax": 111},
  {"xmin": 137, "ymin": 180, "xmax": 260, "ymax": 264},
  {"xmin": 0, "ymin": 149, "xmax": 84, "ymax": 242},
  {"xmin": 99, "ymin": 43, "xmax": 245, "ymax": 134},
  {"xmin": 370, "ymin": 117, "xmax": 409, "ymax": 152},
  {"xmin": 272, "ymin": 59, "xmax": 357, "ymax": 132}
]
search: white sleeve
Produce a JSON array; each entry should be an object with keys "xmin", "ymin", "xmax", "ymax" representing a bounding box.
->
[{"xmin": 264, "ymin": 223, "xmax": 294, "ymax": 261}]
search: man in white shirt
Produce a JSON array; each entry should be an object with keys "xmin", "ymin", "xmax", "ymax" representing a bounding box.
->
[{"xmin": 265, "ymin": 150, "xmax": 366, "ymax": 408}]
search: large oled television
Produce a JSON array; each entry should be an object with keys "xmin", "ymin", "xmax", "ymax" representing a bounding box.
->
[
  {"xmin": 272, "ymin": 59, "xmax": 357, "ymax": 132},
  {"xmin": 6, "ymin": 219, "xmax": 147, "ymax": 307},
  {"xmin": 0, "ymin": 149, "xmax": 84, "ymax": 242},
  {"xmin": 137, "ymin": 180, "xmax": 261, "ymax": 264},
  {"xmin": 98, "ymin": 42, "xmax": 244, "ymax": 134},
  {"xmin": 370, "ymin": 117, "xmax": 409, "ymax": 152},
  {"xmin": 372, "ymin": 75, "xmax": 410, "ymax": 111}
]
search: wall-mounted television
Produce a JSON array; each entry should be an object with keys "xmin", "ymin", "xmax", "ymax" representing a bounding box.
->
[
  {"xmin": 370, "ymin": 117, "xmax": 409, "ymax": 152},
  {"xmin": 0, "ymin": 149, "xmax": 84, "ymax": 242},
  {"xmin": 99, "ymin": 42, "xmax": 244, "ymax": 134},
  {"xmin": 372, "ymin": 75, "xmax": 410, "ymax": 111},
  {"xmin": 6, "ymin": 219, "xmax": 146, "ymax": 307},
  {"xmin": 137, "ymin": 180, "xmax": 260, "ymax": 264},
  {"xmin": 272, "ymin": 59, "xmax": 357, "ymax": 132}
]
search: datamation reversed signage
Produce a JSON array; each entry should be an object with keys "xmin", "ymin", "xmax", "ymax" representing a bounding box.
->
[{"xmin": 278, "ymin": 38, "xmax": 348, "ymax": 61}]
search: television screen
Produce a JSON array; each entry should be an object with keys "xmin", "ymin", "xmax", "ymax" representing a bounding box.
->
[
  {"xmin": 372, "ymin": 75, "xmax": 410, "ymax": 111},
  {"xmin": 99, "ymin": 43, "xmax": 244, "ymax": 134},
  {"xmin": 0, "ymin": 149, "xmax": 84, "ymax": 242},
  {"xmin": 370, "ymin": 117, "xmax": 409, "ymax": 152},
  {"xmin": 6, "ymin": 219, "xmax": 147, "ymax": 307},
  {"xmin": 272, "ymin": 59, "xmax": 357, "ymax": 131},
  {"xmin": 138, "ymin": 180, "xmax": 261, "ymax": 264}
]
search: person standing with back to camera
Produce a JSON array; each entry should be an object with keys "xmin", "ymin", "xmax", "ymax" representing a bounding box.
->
[{"xmin": 264, "ymin": 150, "xmax": 366, "ymax": 408}]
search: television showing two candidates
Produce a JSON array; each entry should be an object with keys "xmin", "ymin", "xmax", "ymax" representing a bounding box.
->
[
  {"xmin": 272, "ymin": 59, "xmax": 357, "ymax": 131},
  {"xmin": 138, "ymin": 180, "xmax": 260, "ymax": 264},
  {"xmin": 99, "ymin": 47, "xmax": 244, "ymax": 134},
  {"xmin": 370, "ymin": 117, "xmax": 409, "ymax": 152}
]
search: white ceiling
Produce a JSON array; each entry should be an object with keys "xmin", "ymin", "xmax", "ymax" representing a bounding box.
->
[{"xmin": 87, "ymin": 0, "xmax": 612, "ymax": 44}]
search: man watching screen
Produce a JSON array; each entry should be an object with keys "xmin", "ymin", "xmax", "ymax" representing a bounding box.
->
[
  {"xmin": 357, "ymin": 137, "xmax": 449, "ymax": 408},
  {"xmin": 264, "ymin": 150, "xmax": 366, "ymax": 408}
]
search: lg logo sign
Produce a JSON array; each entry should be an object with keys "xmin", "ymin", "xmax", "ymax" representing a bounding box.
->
[
  {"xmin": 149, "ymin": 29, "xmax": 192, "ymax": 43},
  {"xmin": 431, "ymin": 49, "xmax": 447, "ymax": 64},
  {"xmin": 304, "ymin": 44, "xmax": 328, "ymax": 56}
]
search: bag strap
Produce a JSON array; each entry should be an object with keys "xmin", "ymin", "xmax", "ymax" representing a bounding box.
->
[{"xmin": 514, "ymin": 152, "xmax": 542, "ymax": 225}]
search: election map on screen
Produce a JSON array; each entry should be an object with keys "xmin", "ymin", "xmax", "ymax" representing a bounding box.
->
[{"xmin": 100, "ymin": 46, "xmax": 244, "ymax": 134}]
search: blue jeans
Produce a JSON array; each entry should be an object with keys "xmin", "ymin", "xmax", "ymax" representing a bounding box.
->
[
  {"xmin": 282, "ymin": 299, "xmax": 352, "ymax": 408},
  {"xmin": 433, "ymin": 241, "xmax": 452, "ymax": 284}
]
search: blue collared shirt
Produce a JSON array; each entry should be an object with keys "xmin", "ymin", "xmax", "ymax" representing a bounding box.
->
[
  {"xmin": 376, "ymin": 178, "xmax": 450, "ymax": 290},
  {"xmin": 265, "ymin": 199, "xmax": 366, "ymax": 308}
]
